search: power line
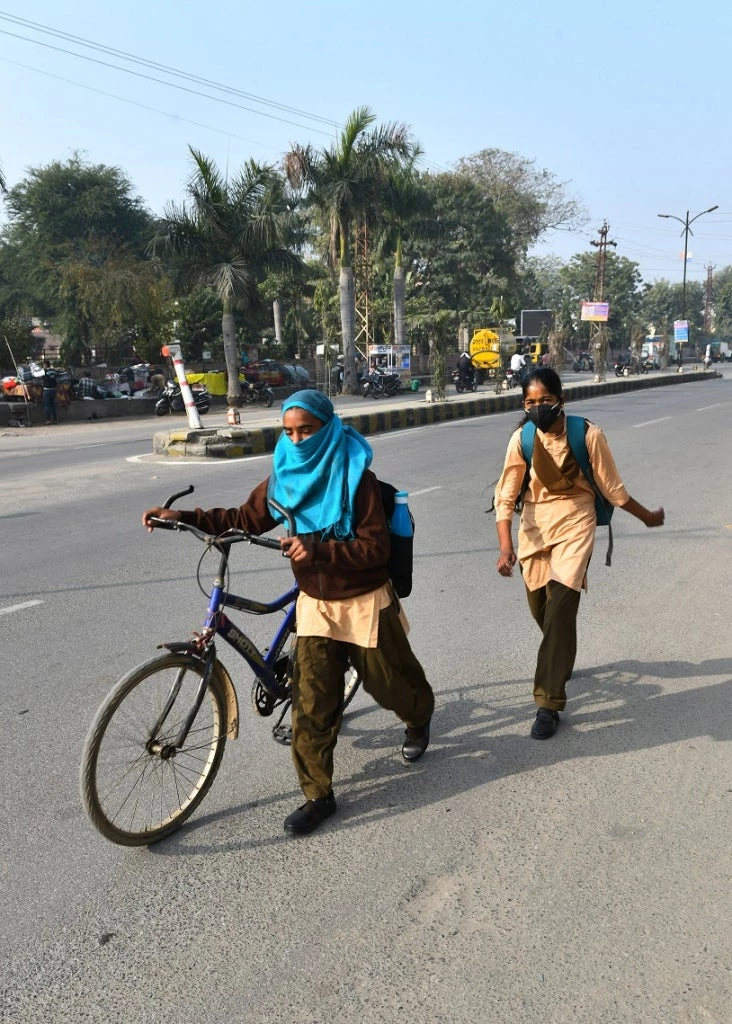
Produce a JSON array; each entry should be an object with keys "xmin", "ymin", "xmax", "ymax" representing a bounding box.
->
[
  {"xmin": 0, "ymin": 10, "xmax": 452, "ymax": 177},
  {"xmin": 0, "ymin": 10, "xmax": 340, "ymax": 130},
  {"xmin": 0, "ymin": 55, "xmax": 284, "ymax": 154},
  {"xmin": 0, "ymin": 25, "xmax": 339, "ymax": 137}
]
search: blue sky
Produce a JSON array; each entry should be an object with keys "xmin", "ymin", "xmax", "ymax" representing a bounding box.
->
[{"xmin": 1, "ymin": 0, "xmax": 731, "ymax": 288}]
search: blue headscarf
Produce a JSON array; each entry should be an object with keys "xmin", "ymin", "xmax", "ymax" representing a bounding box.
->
[{"xmin": 267, "ymin": 389, "xmax": 372, "ymax": 538}]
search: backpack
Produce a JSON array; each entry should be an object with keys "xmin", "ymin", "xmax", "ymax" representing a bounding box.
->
[
  {"xmin": 377, "ymin": 480, "xmax": 414, "ymax": 598},
  {"xmin": 519, "ymin": 415, "xmax": 614, "ymax": 566}
]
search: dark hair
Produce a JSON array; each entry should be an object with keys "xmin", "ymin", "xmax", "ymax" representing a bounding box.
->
[
  {"xmin": 517, "ymin": 366, "xmax": 564, "ymax": 427},
  {"xmin": 521, "ymin": 366, "xmax": 563, "ymax": 401}
]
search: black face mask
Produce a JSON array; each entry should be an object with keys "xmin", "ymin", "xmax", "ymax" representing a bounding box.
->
[{"xmin": 526, "ymin": 402, "xmax": 562, "ymax": 432}]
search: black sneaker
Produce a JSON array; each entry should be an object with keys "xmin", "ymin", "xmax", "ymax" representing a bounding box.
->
[
  {"xmin": 530, "ymin": 708, "xmax": 559, "ymax": 740},
  {"xmin": 283, "ymin": 793, "xmax": 337, "ymax": 835}
]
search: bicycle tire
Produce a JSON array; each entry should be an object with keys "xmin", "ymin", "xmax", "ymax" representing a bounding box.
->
[{"xmin": 80, "ymin": 653, "xmax": 228, "ymax": 846}]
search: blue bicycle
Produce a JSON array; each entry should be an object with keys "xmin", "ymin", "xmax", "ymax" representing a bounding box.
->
[{"xmin": 80, "ymin": 486, "xmax": 360, "ymax": 846}]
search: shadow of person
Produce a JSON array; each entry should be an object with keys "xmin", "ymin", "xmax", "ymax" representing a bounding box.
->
[
  {"xmin": 151, "ymin": 656, "xmax": 730, "ymax": 853},
  {"xmin": 331, "ymin": 655, "xmax": 731, "ymax": 826}
]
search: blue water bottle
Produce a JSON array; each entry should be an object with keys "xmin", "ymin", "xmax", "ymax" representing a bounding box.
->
[
  {"xmin": 390, "ymin": 491, "xmax": 413, "ymax": 537},
  {"xmin": 388, "ymin": 491, "xmax": 414, "ymax": 597}
]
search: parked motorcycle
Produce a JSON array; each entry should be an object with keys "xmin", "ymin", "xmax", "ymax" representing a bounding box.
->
[
  {"xmin": 451, "ymin": 368, "xmax": 478, "ymax": 393},
  {"xmin": 155, "ymin": 380, "xmax": 211, "ymax": 416},
  {"xmin": 360, "ymin": 369, "xmax": 405, "ymax": 399},
  {"xmin": 241, "ymin": 380, "xmax": 274, "ymax": 407},
  {"xmin": 572, "ymin": 352, "xmax": 595, "ymax": 372},
  {"xmin": 614, "ymin": 355, "xmax": 648, "ymax": 377}
]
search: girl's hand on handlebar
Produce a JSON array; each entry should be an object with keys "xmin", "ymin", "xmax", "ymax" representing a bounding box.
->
[
  {"xmin": 497, "ymin": 550, "xmax": 517, "ymax": 577},
  {"xmin": 142, "ymin": 507, "xmax": 182, "ymax": 532},
  {"xmin": 280, "ymin": 535, "xmax": 313, "ymax": 563}
]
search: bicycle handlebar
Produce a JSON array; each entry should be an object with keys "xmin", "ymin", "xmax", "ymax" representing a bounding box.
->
[
  {"xmin": 154, "ymin": 484, "xmax": 295, "ymax": 552},
  {"xmin": 148, "ymin": 517, "xmax": 283, "ymax": 550}
]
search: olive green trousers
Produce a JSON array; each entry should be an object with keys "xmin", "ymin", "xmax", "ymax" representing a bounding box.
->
[
  {"xmin": 525, "ymin": 579, "xmax": 581, "ymax": 712},
  {"xmin": 291, "ymin": 601, "xmax": 434, "ymax": 800}
]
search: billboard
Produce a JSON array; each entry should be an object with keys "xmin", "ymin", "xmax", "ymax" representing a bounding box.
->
[
  {"xmin": 673, "ymin": 320, "xmax": 689, "ymax": 342},
  {"xmin": 520, "ymin": 309, "xmax": 553, "ymax": 338},
  {"xmin": 580, "ymin": 301, "xmax": 610, "ymax": 322}
]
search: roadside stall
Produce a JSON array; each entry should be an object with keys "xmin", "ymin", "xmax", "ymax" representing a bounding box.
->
[{"xmin": 367, "ymin": 344, "xmax": 411, "ymax": 375}]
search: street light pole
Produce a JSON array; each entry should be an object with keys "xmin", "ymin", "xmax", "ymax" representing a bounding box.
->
[{"xmin": 657, "ymin": 205, "xmax": 718, "ymax": 362}]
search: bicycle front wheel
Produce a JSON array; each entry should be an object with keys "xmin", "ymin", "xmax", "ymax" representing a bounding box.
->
[{"xmin": 80, "ymin": 653, "xmax": 228, "ymax": 846}]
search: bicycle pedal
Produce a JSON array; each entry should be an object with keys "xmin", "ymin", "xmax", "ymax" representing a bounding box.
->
[{"xmin": 272, "ymin": 723, "xmax": 292, "ymax": 746}]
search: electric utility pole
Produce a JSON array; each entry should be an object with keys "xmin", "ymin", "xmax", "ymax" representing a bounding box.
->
[{"xmin": 590, "ymin": 221, "xmax": 616, "ymax": 381}]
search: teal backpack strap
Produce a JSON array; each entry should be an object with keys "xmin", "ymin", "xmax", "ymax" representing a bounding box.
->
[
  {"xmin": 520, "ymin": 420, "xmax": 536, "ymax": 464},
  {"xmin": 565, "ymin": 414, "xmax": 613, "ymax": 566},
  {"xmin": 516, "ymin": 422, "xmax": 536, "ymax": 511},
  {"xmin": 565, "ymin": 415, "xmax": 590, "ymax": 475}
]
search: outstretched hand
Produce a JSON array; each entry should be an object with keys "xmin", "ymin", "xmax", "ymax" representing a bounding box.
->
[{"xmin": 644, "ymin": 507, "xmax": 665, "ymax": 528}]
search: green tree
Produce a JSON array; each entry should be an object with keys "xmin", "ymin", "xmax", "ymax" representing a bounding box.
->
[
  {"xmin": 155, "ymin": 148, "xmax": 300, "ymax": 404},
  {"xmin": 173, "ymin": 285, "xmax": 223, "ymax": 361},
  {"xmin": 374, "ymin": 156, "xmax": 432, "ymax": 351},
  {"xmin": 638, "ymin": 278, "xmax": 705, "ymax": 344},
  {"xmin": 455, "ymin": 148, "xmax": 587, "ymax": 256},
  {"xmin": 285, "ymin": 106, "xmax": 416, "ymax": 393},
  {"xmin": 711, "ymin": 266, "xmax": 732, "ymax": 339},
  {"xmin": 404, "ymin": 172, "xmax": 515, "ymax": 330},
  {"xmin": 0, "ymin": 155, "xmax": 159, "ymax": 365},
  {"xmin": 560, "ymin": 252, "xmax": 643, "ymax": 350}
]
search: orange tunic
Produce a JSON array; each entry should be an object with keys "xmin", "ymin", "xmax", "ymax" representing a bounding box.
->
[{"xmin": 494, "ymin": 419, "xmax": 629, "ymax": 592}]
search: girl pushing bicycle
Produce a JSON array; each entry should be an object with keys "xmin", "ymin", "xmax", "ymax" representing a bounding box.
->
[{"xmin": 143, "ymin": 389, "xmax": 434, "ymax": 835}]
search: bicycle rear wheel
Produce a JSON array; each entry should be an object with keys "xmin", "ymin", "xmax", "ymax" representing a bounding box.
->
[{"xmin": 80, "ymin": 653, "xmax": 228, "ymax": 846}]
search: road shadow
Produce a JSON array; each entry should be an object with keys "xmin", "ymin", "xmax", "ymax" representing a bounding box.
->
[{"xmin": 151, "ymin": 656, "xmax": 730, "ymax": 856}]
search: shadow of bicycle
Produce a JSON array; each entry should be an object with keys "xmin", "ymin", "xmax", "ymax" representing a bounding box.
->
[{"xmin": 150, "ymin": 656, "xmax": 730, "ymax": 855}]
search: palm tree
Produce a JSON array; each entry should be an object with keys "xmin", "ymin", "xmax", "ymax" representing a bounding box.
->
[
  {"xmin": 155, "ymin": 148, "xmax": 299, "ymax": 404},
  {"xmin": 376, "ymin": 157, "xmax": 432, "ymax": 352},
  {"xmin": 285, "ymin": 106, "xmax": 416, "ymax": 393}
]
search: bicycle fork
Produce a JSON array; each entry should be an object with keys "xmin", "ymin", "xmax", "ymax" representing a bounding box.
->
[{"xmin": 148, "ymin": 641, "xmax": 219, "ymax": 759}]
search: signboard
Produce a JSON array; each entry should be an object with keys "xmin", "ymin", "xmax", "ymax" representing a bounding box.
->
[
  {"xmin": 580, "ymin": 301, "xmax": 610, "ymax": 322},
  {"xmin": 520, "ymin": 309, "xmax": 553, "ymax": 338},
  {"xmin": 673, "ymin": 320, "xmax": 689, "ymax": 342},
  {"xmin": 368, "ymin": 344, "xmax": 410, "ymax": 371}
]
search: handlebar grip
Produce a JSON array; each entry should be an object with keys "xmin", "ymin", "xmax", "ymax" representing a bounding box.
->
[
  {"xmin": 148, "ymin": 516, "xmax": 182, "ymax": 531},
  {"xmin": 250, "ymin": 536, "xmax": 283, "ymax": 550}
]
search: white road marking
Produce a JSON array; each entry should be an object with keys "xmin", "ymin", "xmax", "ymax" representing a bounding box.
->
[
  {"xmin": 126, "ymin": 453, "xmax": 272, "ymax": 465},
  {"xmin": 411, "ymin": 486, "xmax": 442, "ymax": 497},
  {"xmin": 0, "ymin": 600, "xmax": 43, "ymax": 615},
  {"xmin": 696, "ymin": 403, "xmax": 724, "ymax": 411},
  {"xmin": 633, "ymin": 417, "xmax": 672, "ymax": 428}
]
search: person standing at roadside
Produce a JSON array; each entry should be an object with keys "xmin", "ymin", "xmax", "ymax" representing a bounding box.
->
[
  {"xmin": 142, "ymin": 390, "xmax": 434, "ymax": 835},
  {"xmin": 493, "ymin": 367, "xmax": 664, "ymax": 740},
  {"xmin": 42, "ymin": 361, "xmax": 58, "ymax": 423}
]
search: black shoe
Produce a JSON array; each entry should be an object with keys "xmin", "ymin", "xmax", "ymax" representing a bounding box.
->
[
  {"xmin": 283, "ymin": 793, "xmax": 337, "ymax": 835},
  {"xmin": 531, "ymin": 708, "xmax": 559, "ymax": 740},
  {"xmin": 402, "ymin": 720, "xmax": 431, "ymax": 762}
]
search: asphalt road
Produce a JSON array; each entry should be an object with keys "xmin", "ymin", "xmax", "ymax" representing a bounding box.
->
[{"xmin": 1, "ymin": 372, "xmax": 730, "ymax": 1024}]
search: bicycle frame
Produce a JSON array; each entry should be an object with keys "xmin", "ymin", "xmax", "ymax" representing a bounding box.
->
[{"xmin": 212, "ymin": 580, "xmax": 299, "ymax": 699}]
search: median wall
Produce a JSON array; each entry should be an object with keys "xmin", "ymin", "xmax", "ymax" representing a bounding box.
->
[{"xmin": 151, "ymin": 369, "xmax": 721, "ymax": 459}]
